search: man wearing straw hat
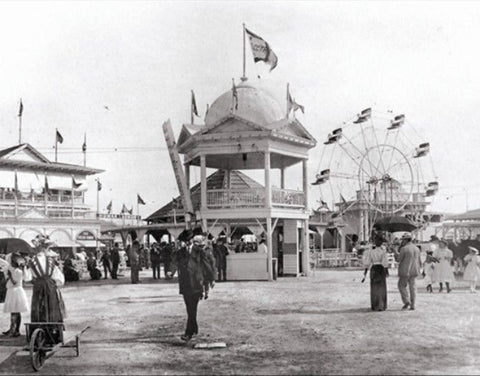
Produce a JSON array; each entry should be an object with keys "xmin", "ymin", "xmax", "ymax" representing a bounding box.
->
[{"xmin": 397, "ymin": 232, "xmax": 421, "ymax": 310}]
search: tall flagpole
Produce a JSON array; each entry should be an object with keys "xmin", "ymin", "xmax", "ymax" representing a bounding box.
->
[
  {"xmin": 286, "ymin": 83, "xmax": 290, "ymax": 118},
  {"xmin": 83, "ymin": 133, "xmax": 87, "ymax": 167},
  {"xmin": 96, "ymin": 179, "xmax": 100, "ymax": 218},
  {"xmin": 190, "ymin": 91, "xmax": 194, "ymax": 125},
  {"xmin": 55, "ymin": 128, "xmax": 58, "ymax": 162},
  {"xmin": 137, "ymin": 197, "xmax": 139, "ymax": 226},
  {"xmin": 18, "ymin": 99, "xmax": 23, "ymax": 144},
  {"xmin": 242, "ymin": 23, "xmax": 247, "ymax": 81}
]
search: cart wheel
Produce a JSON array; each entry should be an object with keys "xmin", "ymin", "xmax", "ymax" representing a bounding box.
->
[{"xmin": 30, "ymin": 328, "xmax": 47, "ymax": 372}]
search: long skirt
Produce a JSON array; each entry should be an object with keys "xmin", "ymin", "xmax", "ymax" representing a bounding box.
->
[
  {"xmin": 31, "ymin": 278, "xmax": 65, "ymax": 322},
  {"xmin": 370, "ymin": 265, "xmax": 387, "ymax": 311}
]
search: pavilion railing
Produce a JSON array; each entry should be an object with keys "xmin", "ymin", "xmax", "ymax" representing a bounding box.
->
[
  {"xmin": 207, "ymin": 189, "xmax": 265, "ymax": 208},
  {"xmin": 206, "ymin": 188, "xmax": 305, "ymax": 209},
  {"xmin": 271, "ymin": 188, "xmax": 305, "ymax": 208}
]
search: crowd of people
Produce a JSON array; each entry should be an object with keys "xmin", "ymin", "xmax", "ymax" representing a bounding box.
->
[{"xmin": 361, "ymin": 232, "xmax": 480, "ymax": 312}]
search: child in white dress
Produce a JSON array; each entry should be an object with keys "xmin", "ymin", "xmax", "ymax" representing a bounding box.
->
[
  {"xmin": 423, "ymin": 251, "xmax": 438, "ymax": 293},
  {"xmin": 0, "ymin": 252, "xmax": 31, "ymax": 336},
  {"xmin": 463, "ymin": 247, "xmax": 480, "ymax": 293}
]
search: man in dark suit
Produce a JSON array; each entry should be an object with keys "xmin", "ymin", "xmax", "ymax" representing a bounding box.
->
[
  {"xmin": 397, "ymin": 233, "xmax": 422, "ymax": 310},
  {"xmin": 110, "ymin": 243, "xmax": 120, "ymax": 279}
]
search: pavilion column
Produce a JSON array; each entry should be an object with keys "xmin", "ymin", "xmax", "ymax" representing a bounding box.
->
[
  {"xmin": 302, "ymin": 219, "xmax": 310, "ymax": 276},
  {"xmin": 264, "ymin": 151, "xmax": 271, "ymax": 208},
  {"xmin": 200, "ymin": 155, "xmax": 207, "ymax": 210},
  {"xmin": 266, "ymin": 216, "xmax": 273, "ymax": 281},
  {"xmin": 184, "ymin": 163, "xmax": 190, "ymax": 189},
  {"xmin": 280, "ymin": 167, "xmax": 285, "ymax": 189},
  {"xmin": 359, "ymin": 209, "xmax": 365, "ymax": 241},
  {"xmin": 302, "ymin": 159, "xmax": 308, "ymax": 209},
  {"xmin": 365, "ymin": 209, "xmax": 370, "ymax": 241}
]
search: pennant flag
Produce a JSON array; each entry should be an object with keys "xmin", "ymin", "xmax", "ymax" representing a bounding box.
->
[
  {"xmin": 137, "ymin": 194, "xmax": 146, "ymax": 205},
  {"xmin": 82, "ymin": 134, "xmax": 87, "ymax": 153},
  {"xmin": 245, "ymin": 28, "xmax": 278, "ymax": 71},
  {"xmin": 18, "ymin": 99, "xmax": 23, "ymax": 117},
  {"xmin": 232, "ymin": 79, "xmax": 239, "ymax": 110},
  {"xmin": 121, "ymin": 203, "xmax": 128, "ymax": 214},
  {"xmin": 287, "ymin": 85, "xmax": 304, "ymax": 115},
  {"xmin": 340, "ymin": 194, "xmax": 348, "ymax": 205},
  {"xmin": 128, "ymin": 207, "xmax": 133, "ymax": 215},
  {"xmin": 191, "ymin": 90, "xmax": 199, "ymax": 118},
  {"xmin": 56, "ymin": 130, "xmax": 64, "ymax": 144},
  {"xmin": 72, "ymin": 177, "xmax": 82, "ymax": 189},
  {"xmin": 97, "ymin": 180, "xmax": 102, "ymax": 191},
  {"xmin": 106, "ymin": 200, "xmax": 112, "ymax": 213}
]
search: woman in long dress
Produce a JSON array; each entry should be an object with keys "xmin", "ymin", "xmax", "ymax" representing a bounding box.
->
[
  {"xmin": 432, "ymin": 239, "xmax": 454, "ymax": 293},
  {"xmin": 29, "ymin": 235, "xmax": 65, "ymax": 322},
  {"xmin": 0, "ymin": 252, "xmax": 31, "ymax": 336},
  {"xmin": 362, "ymin": 237, "xmax": 389, "ymax": 311},
  {"xmin": 423, "ymin": 251, "xmax": 438, "ymax": 293},
  {"xmin": 463, "ymin": 247, "xmax": 480, "ymax": 293}
]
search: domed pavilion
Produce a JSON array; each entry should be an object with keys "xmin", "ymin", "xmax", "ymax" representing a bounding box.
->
[{"xmin": 156, "ymin": 80, "xmax": 316, "ymax": 280}]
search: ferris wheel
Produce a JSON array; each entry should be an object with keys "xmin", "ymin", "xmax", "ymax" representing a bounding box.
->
[{"xmin": 313, "ymin": 108, "xmax": 438, "ymax": 218}]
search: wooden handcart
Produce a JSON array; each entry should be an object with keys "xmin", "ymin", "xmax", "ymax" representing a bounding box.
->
[{"xmin": 25, "ymin": 322, "xmax": 90, "ymax": 371}]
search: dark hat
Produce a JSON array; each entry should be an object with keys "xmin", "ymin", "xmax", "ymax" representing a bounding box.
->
[
  {"xmin": 401, "ymin": 233, "xmax": 412, "ymax": 240},
  {"xmin": 430, "ymin": 235, "xmax": 439, "ymax": 242}
]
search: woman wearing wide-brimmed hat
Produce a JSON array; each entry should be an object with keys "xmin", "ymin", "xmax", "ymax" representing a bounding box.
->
[
  {"xmin": 29, "ymin": 235, "xmax": 65, "ymax": 322},
  {"xmin": 432, "ymin": 239, "xmax": 454, "ymax": 293},
  {"xmin": 463, "ymin": 247, "xmax": 480, "ymax": 293},
  {"xmin": 0, "ymin": 252, "xmax": 31, "ymax": 336}
]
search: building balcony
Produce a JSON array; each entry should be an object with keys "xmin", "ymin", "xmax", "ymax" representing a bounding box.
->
[{"xmin": 205, "ymin": 188, "xmax": 305, "ymax": 209}]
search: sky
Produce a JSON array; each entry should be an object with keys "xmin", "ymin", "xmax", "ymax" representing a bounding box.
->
[{"xmin": 0, "ymin": 1, "xmax": 479, "ymax": 217}]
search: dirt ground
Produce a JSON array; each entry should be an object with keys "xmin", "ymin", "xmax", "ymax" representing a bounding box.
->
[{"xmin": 1, "ymin": 268, "xmax": 480, "ymax": 375}]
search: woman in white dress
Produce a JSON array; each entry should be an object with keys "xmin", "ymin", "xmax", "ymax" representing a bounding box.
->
[
  {"xmin": 0, "ymin": 252, "xmax": 31, "ymax": 337},
  {"xmin": 463, "ymin": 247, "xmax": 480, "ymax": 293},
  {"xmin": 432, "ymin": 239, "xmax": 454, "ymax": 293}
]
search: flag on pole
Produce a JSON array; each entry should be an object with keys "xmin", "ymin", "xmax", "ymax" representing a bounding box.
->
[
  {"xmin": 121, "ymin": 203, "xmax": 128, "ymax": 214},
  {"xmin": 245, "ymin": 28, "xmax": 278, "ymax": 71},
  {"xmin": 191, "ymin": 90, "xmax": 199, "ymax": 117},
  {"xmin": 82, "ymin": 134, "xmax": 87, "ymax": 153},
  {"xmin": 97, "ymin": 180, "xmax": 102, "ymax": 191},
  {"xmin": 56, "ymin": 130, "xmax": 64, "ymax": 144},
  {"xmin": 232, "ymin": 79, "xmax": 238, "ymax": 110},
  {"xmin": 137, "ymin": 194, "xmax": 146, "ymax": 205},
  {"xmin": 106, "ymin": 200, "xmax": 112, "ymax": 213},
  {"xmin": 72, "ymin": 177, "xmax": 82, "ymax": 189},
  {"xmin": 18, "ymin": 100, "xmax": 23, "ymax": 117},
  {"xmin": 287, "ymin": 84, "xmax": 305, "ymax": 115},
  {"xmin": 128, "ymin": 207, "xmax": 133, "ymax": 215}
]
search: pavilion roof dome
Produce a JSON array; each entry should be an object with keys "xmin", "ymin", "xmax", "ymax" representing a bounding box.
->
[{"xmin": 205, "ymin": 81, "xmax": 284, "ymax": 127}]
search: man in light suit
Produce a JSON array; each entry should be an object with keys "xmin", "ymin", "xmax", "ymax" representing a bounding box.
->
[{"xmin": 397, "ymin": 233, "xmax": 422, "ymax": 310}]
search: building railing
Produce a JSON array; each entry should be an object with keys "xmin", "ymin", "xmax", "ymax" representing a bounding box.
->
[
  {"xmin": 207, "ymin": 189, "xmax": 265, "ymax": 208},
  {"xmin": 271, "ymin": 188, "xmax": 305, "ymax": 207},
  {"xmin": 0, "ymin": 193, "xmax": 85, "ymax": 205},
  {"xmin": 206, "ymin": 188, "xmax": 305, "ymax": 209}
]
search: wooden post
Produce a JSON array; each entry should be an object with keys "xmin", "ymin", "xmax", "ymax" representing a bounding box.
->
[
  {"xmin": 184, "ymin": 163, "xmax": 190, "ymax": 189},
  {"xmin": 302, "ymin": 159, "xmax": 308, "ymax": 209},
  {"xmin": 302, "ymin": 219, "xmax": 310, "ymax": 276},
  {"xmin": 266, "ymin": 216, "xmax": 273, "ymax": 281},
  {"xmin": 280, "ymin": 167, "xmax": 285, "ymax": 189},
  {"xmin": 264, "ymin": 151, "xmax": 271, "ymax": 209},
  {"xmin": 71, "ymin": 175, "xmax": 75, "ymax": 219},
  {"xmin": 200, "ymin": 155, "xmax": 207, "ymax": 210}
]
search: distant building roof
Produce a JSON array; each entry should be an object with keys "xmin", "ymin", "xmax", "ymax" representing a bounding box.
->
[
  {"xmin": 446, "ymin": 208, "xmax": 480, "ymax": 221},
  {"xmin": 0, "ymin": 143, "xmax": 103, "ymax": 175},
  {"xmin": 146, "ymin": 169, "xmax": 263, "ymax": 222}
]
